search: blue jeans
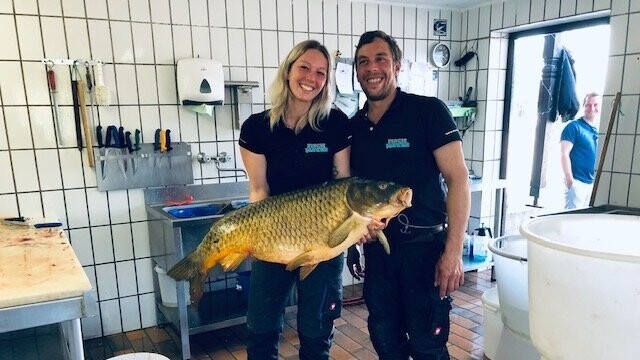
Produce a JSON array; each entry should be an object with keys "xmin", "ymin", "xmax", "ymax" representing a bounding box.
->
[
  {"xmin": 246, "ymin": 255, "xmax": 343, "ymax": 360},
  {"xmin": 364, "ymin": 231, "xmax": 451, "ymax": 360}
]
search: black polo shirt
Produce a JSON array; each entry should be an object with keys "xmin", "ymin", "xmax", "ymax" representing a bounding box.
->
[
  {"xmin": 239, "ymin": 109, "xmax": 350, "ymax": 196},
  {"xmin": 350, "ymin": 90, "xmax": 461, "ymax": 226}
]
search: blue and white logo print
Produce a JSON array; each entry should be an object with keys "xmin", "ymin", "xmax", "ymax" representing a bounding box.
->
[
  {"xmin": 385, "ymin": 138, "xmax": 410, "ymax": 149},
  {"xmin": 305, "ymin": 143, "xmax": 329, "ymax": 153}
]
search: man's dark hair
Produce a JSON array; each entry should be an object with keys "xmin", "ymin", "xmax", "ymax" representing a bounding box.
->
[{"xmin": 354, "ymin": 30, "xmax": 402, "ymax": 67}]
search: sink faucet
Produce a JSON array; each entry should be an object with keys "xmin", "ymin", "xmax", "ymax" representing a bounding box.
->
[{"xmin": 196, "ymin": 152, "xmax": 248, "ymax": 178}]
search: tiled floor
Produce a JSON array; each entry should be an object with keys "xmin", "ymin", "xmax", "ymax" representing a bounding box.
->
[{"xmin": 1, "ymin": 269, "xmax": 494, "ymax": 360}]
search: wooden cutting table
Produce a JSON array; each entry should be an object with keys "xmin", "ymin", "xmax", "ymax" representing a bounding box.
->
[{"xmin": 0, "ymin": 222, "xmax": 92, "ymax": 359}]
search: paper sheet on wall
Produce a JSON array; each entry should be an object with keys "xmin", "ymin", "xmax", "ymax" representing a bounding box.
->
[
  {"xmin": 397, "ymin": 59, "xmax": 411, "ymax": 91},
  {"xmin": 359, "ymin": 92, "xmax": 367, "ymax": 109},
  {"xmin": 353, "ymin": 67, "xmax": 362, "ymax": 91},
  {"xmin": 408, "ymin": 62, "xmax": 431, "ymax": 96},
  {"xmin": 334, "ymin": 93, "xmax": 359, "ymax": 118},
  {"xmin": 335, "ymin": 62, "xmax": 353, "ymax": 94}
]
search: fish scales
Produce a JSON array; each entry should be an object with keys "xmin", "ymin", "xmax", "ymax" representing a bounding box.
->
[
  {"xmin": 168, "ymin": 177, "xmax": 412, "ymax": 304},
  {"xmin": 214, "ymin": 182, "xmax": 350, "ymax": 257}
]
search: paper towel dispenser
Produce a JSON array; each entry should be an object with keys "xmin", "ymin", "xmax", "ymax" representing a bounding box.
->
[{"xmin": 177, "ymin": 58, "xmax": 224, "ymax": 105}]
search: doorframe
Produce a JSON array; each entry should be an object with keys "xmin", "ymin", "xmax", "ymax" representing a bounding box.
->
[{"xmin": 499, "ymin": 16, "xmax": 610, "ymax": 180}]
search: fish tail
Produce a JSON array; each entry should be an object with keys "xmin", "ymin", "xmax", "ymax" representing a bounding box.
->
[{"xmin": 167, "ymin": 249, "xmax": 211, "ymax": 304}]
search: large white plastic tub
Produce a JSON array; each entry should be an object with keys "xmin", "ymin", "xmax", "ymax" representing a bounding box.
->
[
  {"xmin": 488, "ymin": 235, "xmax": 530, "ymax": 339},
  {"xmin": 520, "ymin": 214, "xmax": 640, "ymax": 360}
]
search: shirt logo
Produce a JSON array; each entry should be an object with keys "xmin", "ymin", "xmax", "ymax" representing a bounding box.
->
[
  {"xmin": 305, "ymin": 143, "xmax": 329, "ymax": 153},
  {"xmin": 385, "ymin": 138, "xmax": 410, "ymax": 149}
]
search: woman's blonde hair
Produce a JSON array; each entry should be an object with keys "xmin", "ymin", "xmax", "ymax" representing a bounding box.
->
[{"xmin": 268, "ymin": 40, "xmax": 334, "ymax": 133}]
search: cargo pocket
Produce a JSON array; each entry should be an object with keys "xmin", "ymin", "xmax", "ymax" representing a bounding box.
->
[
  {"xmin": 322, "ymin": 286, "xmax": 343, "ymax": 323},
  {"xmin": 322, "ymin": 256, "xmax": 344, "ymax": 323},
  {"xmin": 427, "ymin": 289, "xmax": 452, "ymax": 348}
]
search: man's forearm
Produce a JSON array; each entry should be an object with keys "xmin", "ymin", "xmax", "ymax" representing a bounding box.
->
[{"xmin": 444, "ymin": 178, "xmax": 471, "ymax": 254}]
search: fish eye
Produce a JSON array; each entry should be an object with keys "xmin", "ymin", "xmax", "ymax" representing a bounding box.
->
[{"xmin": 378, "ymin": 183, "xmax": 388, "ymax": 190}]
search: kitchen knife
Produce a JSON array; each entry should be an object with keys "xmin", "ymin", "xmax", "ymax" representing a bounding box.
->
[
  {"xmin": 125, "ymin": 131, "xmax": 137, "ymax": 175},
  {"xmin": 118, "ymin": 126, "xmax": 128, "ymax": 172},
  {"xmin": 159, "ymin": 129, "xmax": 167, "ymax": 169},
  {"xmin": 134, "ymin": 129, "xmax": 141, "ymax": 151},
  {"xmin": 46, "ymin": 64, "xmax": 64, "ymax": 146},
  {"xmin": 85, "ymin": 62, "xmax": 97, "ymax": 132},
  {"xmin": 71, "ymin": 63, "xmax": 83, "ymax": 151},
  {"xmin": 165, "ymin": 129, "xmax": 173, "ymax": 169},
  {"xmin": 96, "ymin": 125, "xmax": 105, "ymax": 178},
  {"xmin": 105, "ymin": 125, "xmax": 126, "ymax": 179},
  {"xmin": 2, "ymin": 217, "xmax": 62, "ymax": 228},
  {"xmin": 153, "ymin": 128, "xmax": 161, "ymax": 168}
]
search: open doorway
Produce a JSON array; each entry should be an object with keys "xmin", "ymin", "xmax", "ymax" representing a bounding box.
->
[{"xmin": 502, "ymin": 20, "xmax": 610, "ymax": 235}]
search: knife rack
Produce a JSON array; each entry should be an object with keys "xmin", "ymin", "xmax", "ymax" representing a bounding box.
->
[{"xmin": 95, "ymin": 142, "xmax": 194, "ymax": 191}]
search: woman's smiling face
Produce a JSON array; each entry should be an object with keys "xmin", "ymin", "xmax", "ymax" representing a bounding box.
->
[{"xmin": 287, "ymin": 49, "xmax": 328, "ymax": 105}]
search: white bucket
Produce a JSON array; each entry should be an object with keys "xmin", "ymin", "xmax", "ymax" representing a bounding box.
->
[
  {"xmin": 520, "ymin": 214, "xmax": 640, "ymax": 360},
  {"xmin": 154, "ymin": 265, "xmax": 190, "ymax": 307},
  {"xmin": 482, "ymin": 287, "xmax": 502, "ymax": 360},
  {"xmin": 488, "ymin": 235, "xmax": 529, "ymax": 339}
]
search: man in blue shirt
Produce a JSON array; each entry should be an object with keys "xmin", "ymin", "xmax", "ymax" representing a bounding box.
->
[{"xmin": 560, "ymin": 92, "xmax": 601, "ymax": 209}]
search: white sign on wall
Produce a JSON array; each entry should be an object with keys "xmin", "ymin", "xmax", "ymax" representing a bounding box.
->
[{"xmin": 433, "ymin": 19, "xmax": 447, "ymax": 36}]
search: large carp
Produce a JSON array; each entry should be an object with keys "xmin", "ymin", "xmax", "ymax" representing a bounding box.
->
[{"xmin": 167, "ymin": 177, "xmax": 412, "ymax": 304}]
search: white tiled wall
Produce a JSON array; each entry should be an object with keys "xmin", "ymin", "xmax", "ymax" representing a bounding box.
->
[
  {"xmin": 0, "ymin": 0, "xmax": 466, "ymax": 338},
  {"xmin": 2, "ymin": 0, "xmax": 638, "ymax": 339}
]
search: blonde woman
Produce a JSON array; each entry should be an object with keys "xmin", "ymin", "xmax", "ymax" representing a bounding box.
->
[{"xmin": 239, "ymin": 39, "xmax": 350, "ymax": 359}]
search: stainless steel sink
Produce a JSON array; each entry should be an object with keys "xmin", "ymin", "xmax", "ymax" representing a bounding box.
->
[{"xmin": 160, "ymin": 199, "xmax": 249, "ymax": 220}]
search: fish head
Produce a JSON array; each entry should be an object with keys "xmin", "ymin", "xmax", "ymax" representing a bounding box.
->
[{"xmin": 346, "ymin": 178, "xmax": 412, "ymax": 222}]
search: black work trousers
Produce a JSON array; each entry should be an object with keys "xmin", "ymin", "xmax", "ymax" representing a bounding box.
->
[
  {"xmin": 246, "ymin": 255, "xmax": 343, "ymax": 359},
  {"xmin": 363, "ymin": 230, "xmax": 452, "ymax": 360}
]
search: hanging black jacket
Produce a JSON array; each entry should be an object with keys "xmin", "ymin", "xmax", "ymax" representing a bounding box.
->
[{"xmin": 556, "ymin": 48, "xmax": 580, "ymax": 122}]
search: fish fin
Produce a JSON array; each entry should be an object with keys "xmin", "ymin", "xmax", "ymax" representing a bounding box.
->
[
  {"xmin": 376, "ymin": 230, "xmax": 391, "ymax": 254},
  {"xmin": 167, "ymin": 249, "xmax": 210, "ymax": 305},
  {"xmin": 286, "ymin": 252, "xmax": 319, "ymax": 271},
  {"xmin": 220, "ymin": 253, "xmax": 247, "ymax": 271},
  {"xmin": 286, "ymin": 223, "xmax": 370, "ymax": 276},
  {"xmin": 328, "ymin": 215, "xmax": 358, "ymax": 247},
  {"xmin": 299, "ymin": 264, "xmax": 319, "ymax": 280}
]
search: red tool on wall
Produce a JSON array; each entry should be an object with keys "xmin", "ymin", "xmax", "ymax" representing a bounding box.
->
[{"xmin": 45, "ymin": 62, "xmax": 63, "ymax": 146}]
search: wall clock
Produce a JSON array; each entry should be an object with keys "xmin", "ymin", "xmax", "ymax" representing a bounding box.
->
[{"xmin": 432, "ymin": 43, "xmax": 451, "ymax": 68}]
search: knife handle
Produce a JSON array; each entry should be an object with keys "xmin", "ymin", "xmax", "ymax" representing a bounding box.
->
[
  {"xmin": 134, "ymin": 129, "xmax": 141, "ymax": 151},
  {"xmin": 33, "ymin": 221, "xmax": 63, "ymax": 228},
  {"xmin": 153, "ymin": 129, "xmax": 161, "ymax": 151},
  {"xmin": 105, "ymin": 125, "xmax": 119, "ymax": 147},
  {"xmin": 118, "ymin": 126, "xmax": 125, "ymax": 148},
  {"xmin": 166, "ymin": 129, "xmax": 173, "ymax": 151},
  {"xmin": 159, "ymin": 129, "xmax": 167, "ymax": 152},
  {"xmin": 96, "ymin": 125, "xmax": 104, "ymax": 148},
  {"xmin": 125, "ymin": 131, "xmax": 134, "ymax": 153},
  {"xmin": 47, "ymin": 69, "xmax": 57, "ymax": 92}
]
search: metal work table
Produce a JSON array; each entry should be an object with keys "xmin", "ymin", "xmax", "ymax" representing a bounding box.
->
[{"xmin": 0, "ymin": 223, "xmax": 92, "ymax": 360}]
